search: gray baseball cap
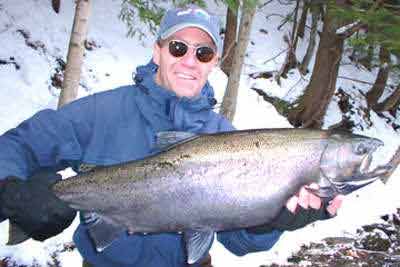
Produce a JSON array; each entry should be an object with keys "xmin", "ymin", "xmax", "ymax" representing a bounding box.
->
[{"xmin": 157, "ymin": 5, "xmax": 222, "ymax": 55}]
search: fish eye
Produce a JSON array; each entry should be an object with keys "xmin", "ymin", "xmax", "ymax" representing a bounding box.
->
[{"xmin": 354, "ymin": 143, "xmax": 368, "ymax": 155}]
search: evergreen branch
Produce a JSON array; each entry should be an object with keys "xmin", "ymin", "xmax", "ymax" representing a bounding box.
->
[{"xmin": 337, "ymin": 21, "xmax": 366, "ymax": 39}]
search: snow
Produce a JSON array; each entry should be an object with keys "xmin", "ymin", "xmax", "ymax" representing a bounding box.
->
[{"xmin": 0, "ymin": 1, "xmax": 399, "ymax": 266}]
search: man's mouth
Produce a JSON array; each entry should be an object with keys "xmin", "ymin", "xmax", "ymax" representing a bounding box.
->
[{"xmin": 176, "ymin": 72, "xmax": 196, "ymax": 80}]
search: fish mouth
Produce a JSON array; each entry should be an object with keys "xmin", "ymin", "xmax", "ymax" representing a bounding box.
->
[{"xmin": 337, "ymin": 138, "xmax": 391, "ymax": 194}]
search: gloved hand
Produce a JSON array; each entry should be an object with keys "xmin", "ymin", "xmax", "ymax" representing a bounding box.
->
[
  {"xmin": 247, "ymin": 201, "xmax": 332, "ymax": 234},
  {"xmin": 0, "ymin": 171, "xmax": 76, "ymax": 241}
]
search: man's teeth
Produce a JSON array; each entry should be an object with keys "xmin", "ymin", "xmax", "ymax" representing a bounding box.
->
[{"xmin": 177, "ymin": 73, "xmax": 195, "ymax": 79}]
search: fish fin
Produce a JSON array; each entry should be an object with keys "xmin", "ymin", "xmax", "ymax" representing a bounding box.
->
[
  {"xmin": 78, "ymin": 163, "xmax": 97, "ymax": 173},
  {"xmin": 7, "ymin": 222, "xmax": 31, "ymax": 245},
  {"xmin": 184, "ymin": 230, "xmax": 214, "ymax": 264},
  {"xmin": 156, "ymin": 131, "xmax": 198, "ymax": 150},
  {"xmin": 83, "ymin": 212, "xmax": 126, "ymax": 252}
]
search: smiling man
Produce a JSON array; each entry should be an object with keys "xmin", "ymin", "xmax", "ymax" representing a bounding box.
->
[
  {"xmin": 154, "ymin": 27, "xmax": 218, "ymax": 98},
  {"xmin": 153, "ymin": 6, "xmax": 221, "ymax": 99},
  {"xmin": 0, "ymin": 4, "xmax": 341, "ymax": 267}
]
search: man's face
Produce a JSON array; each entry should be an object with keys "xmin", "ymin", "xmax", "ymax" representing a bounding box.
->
[{"xmin": 153, "ymin": 27, "xmax": 218, "ymax": 98}]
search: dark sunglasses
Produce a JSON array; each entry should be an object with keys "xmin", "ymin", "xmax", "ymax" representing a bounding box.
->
[{"xmin": 168, "ymin": 40, "xmax": 216, "ymax": 63}]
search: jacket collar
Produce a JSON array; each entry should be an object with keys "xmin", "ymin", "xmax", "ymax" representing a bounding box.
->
[{"xmin": 133, "ymin": 60, "xmax": 217, "ymax": 132}]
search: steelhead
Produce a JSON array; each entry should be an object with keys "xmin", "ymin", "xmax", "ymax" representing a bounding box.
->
[{"xmin": 48, "ymin": 129, "xmax": 390, "ymax": 263}]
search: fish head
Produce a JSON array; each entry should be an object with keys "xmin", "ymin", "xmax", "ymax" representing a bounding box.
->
[{"xmin": 318, "ymin": 131, "xmax": 384, "ymax": 198}]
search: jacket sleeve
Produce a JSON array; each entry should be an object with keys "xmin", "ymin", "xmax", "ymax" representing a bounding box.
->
[
  {"xmin": 217, "ymin": 115, "xmax": 235, "ymax": 132},
  {"xmin": 0, "ymin": 96, "xmax": 95, "ymax": 180},
  {"xmin": 216, "ymin": 229, "xmax": 282, "ymax": 256}
]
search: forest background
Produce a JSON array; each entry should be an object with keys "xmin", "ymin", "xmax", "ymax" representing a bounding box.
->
[{"xmin": 0, "ymin": 0, "xmax": 400, "ymax": 266}]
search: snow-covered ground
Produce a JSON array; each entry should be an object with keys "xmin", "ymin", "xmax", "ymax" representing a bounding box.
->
[{"xmin": 0, "ymin": 1, "xmax": 399, "ymax": 266}]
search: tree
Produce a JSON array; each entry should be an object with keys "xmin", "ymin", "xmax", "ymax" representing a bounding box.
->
[
  {"xmin": 286, "ymin": 0, "xmax": 400, "ymax": 128},
  {"xmin": 297, "ymin": 0, "xmax": 310, "ymax": 39},
  {"xmin": 58, "ymin": 0, "xmax": 91, "ymax": 108},
  {"xmin": 275, "ymin": 0, "xmax": 301, "ymax": 84},
  {"xmin": 366, "ymin": 47, "xmax": 390, "ymax": 108},
  {"xmin": 119, "ymin": 0, "xmax": 207, "ymax": 39},
  {"xmin": 299, "ymin": 2, "xmax": 321, "ymax": 75},
  {"xmin": 119, "ymin": 0, "xmax": 165, "ymax": 39},
  {"xmin": 333, "ymin": 0, "xmax": 400, "ymax": 115},
  {"xmin": 334, "ymin": 0, "xmax": 400, "ymax": 55},
  {"xmin": 220, "ymin": 1, "xmax": 258, "ymax": 122},
  {"xmin": 287, "ymin": 2, "xmax": 354, "ymax": 128},
  {"xmin": 220, "ymin": 3, "xmax": 238, "ymax": 76},
  {"xmin": 375, "ymin": 83, "xmax": 400, "ymax": 114}
]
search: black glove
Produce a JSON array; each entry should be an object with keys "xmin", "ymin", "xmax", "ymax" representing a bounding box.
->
[
  {"xmin": 0, "ymin": 171, "xmax": 76, "ymax": 241},
  {"xmin": 247, "ymin": 201, "xmax": 333, "ymax": 234}
]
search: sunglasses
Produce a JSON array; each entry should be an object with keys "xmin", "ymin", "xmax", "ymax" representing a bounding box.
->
[{"xmin": 167, "ymin": 40, "xmax": 216, "ymax": 63}]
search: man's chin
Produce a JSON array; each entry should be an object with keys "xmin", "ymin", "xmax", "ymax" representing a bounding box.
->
[{"xmin": 173, "ymin": 83, "xmax": 200, "ymax": 98}]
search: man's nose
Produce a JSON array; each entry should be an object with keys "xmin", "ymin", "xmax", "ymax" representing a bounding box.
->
[{"xmin": 180, "ymin": 48, "xmax": 197, "ymax": 67}]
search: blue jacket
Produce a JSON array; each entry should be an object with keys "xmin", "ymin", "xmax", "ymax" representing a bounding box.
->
[{"xmin": 0, "ymin": 61, "xmax": 281, "ymax": 267}]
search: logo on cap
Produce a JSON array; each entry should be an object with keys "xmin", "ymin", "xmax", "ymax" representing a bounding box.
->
[{"xmin": 177, "ymin": 8, "xmax": 211, "ymax": 21}]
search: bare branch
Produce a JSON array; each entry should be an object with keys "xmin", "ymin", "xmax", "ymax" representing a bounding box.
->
[
  {"xmin": 383, "ymin": 3, "xmax": 400, "ymax": 9},
  {"xmin": 337, "ymin": 75, "xmax": 395, "ymax": 89},
  {"xmin": 265, "ymin": 13, "xmax": 287, "ymax": 20},
  {"xmin": 258, "ymin": 0, "xmax": 274, "ymax": 9},
  {"xmin": 263, "ymin": 48, "xmax": 289, "ymax": 64}
]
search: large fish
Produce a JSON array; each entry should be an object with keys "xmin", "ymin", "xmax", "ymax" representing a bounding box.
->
[{"xmin": 50, "ymin": 128, "xmax": 390, "ymax": 264}]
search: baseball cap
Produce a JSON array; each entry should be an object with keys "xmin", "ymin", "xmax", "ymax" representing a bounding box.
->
[{"xmin": 157, "ymin": 5, "xmax": 222, "ymax": 55}]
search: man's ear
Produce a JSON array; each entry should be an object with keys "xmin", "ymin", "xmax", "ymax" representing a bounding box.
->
[
  {"xmin": 210, "ymin": 54, "xmax": 219, "ymax": 69},
  {"xmin": 153, "ymin": 42, "xmax": 161, "ymax": 65},
  {"xmin": 213, "ymin": 55, "xmax": 220, "ymax": 67}
]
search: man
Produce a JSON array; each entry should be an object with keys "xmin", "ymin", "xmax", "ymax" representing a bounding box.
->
[{"xmin": 0, "ymin": 5, "xmax": 342, "ymax": 267}]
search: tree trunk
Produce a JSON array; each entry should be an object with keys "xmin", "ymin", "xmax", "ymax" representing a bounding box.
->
[
  {"xmin": 375, "ymin": 83, "xmax": 400, "ymax": 114},
  {"xmin": 220, "ymin": 2, "xmax": 257, "ymax": 122},
  {"xmin": 366, "ymin": 47, "xmax": 390, "ymax": 109},
  {"xmin": 299, "ymin": 3, "xmax": 320, "ymax": 75},
  {"xmin": 52, "ymin": 0, "xmax": 61, "ymax": 13},
  {"xmin": 287, "ymin": 4, "xmax": 344, "ymax": 128},
  {"xmin": 220, "ymin": 5, "xmax": 238, "ymax": 76},
  {"xmin": 275, "ymin": 0, "xmax": 300, "ymax": 83},
  {"xmin": 57, "ymin": 0, "xmax": 91, "ymax": 108},
  {"xmin": 297, "ymin": 0, "xmax": 309, "ymax": 39}
]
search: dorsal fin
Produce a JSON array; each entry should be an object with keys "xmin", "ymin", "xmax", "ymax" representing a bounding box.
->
[{"xmin": 155, "ymin": 131, "xmax": 198, "ymax": 150}]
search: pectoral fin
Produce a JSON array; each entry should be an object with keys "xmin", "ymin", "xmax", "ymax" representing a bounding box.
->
[
  {"xmin": 184, "ymin": 230, "xmax": 214, "ymax": 264},
  {"xmin": 83, "ymin": 212, "xmax": 126, "ymax": 252}
]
